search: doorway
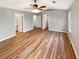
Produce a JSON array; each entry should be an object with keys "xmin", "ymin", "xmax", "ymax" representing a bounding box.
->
[
  {"xmin": 15, "ymin": 13, "xmax": 24, "ymax": 36},
  {"xmin": 33, "ymin": 15, "xmax": 42, "ymax": 29},
  {"xmin": 33, "ymin": 14, "xmax": 48, "ymax": 30},
  {"xmin": 42, "ymin": 14, "xmax": 48, "ymax": 29}
]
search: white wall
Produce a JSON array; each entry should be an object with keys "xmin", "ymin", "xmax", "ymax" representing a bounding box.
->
[
  {"xmin": 47, "ymin": 10, "xmax": 68, "ymax": 32},
  {"xmin": 0, "ymin": 7, "xmax": 16, "ymax": 41},
  {"xmin": 15, "ymin": 11, "xmax": 33, "ymax": 32},
  {"xmin": 0, "ymin": 7, "xmax": 33, "ymax": 42},
  {"xmin": 68, "ymin": 0, "xmax": 79, "ymax": 58},
  {"xmin": 23, "ymin": 13, "xmax": 33, "ymax": 32}
]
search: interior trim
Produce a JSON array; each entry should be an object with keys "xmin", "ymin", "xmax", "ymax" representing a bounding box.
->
[
  {"xmin": 68, "ymin": 33, "xmax": 79, "ymax": 59},
  {"xmin": 0, "ymin": 34, "xmax": 16, "ymax": 42}
]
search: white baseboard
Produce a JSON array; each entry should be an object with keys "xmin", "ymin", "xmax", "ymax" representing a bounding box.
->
[
  {"xmin": 68, "ymin": 33, "xmax": 79, "ymax": 59},
  {"xmin": 23, "ymin": 28, "xmax": 33, "ymax": 32},
  {"xmin": 48, "ymin": 29, "xmax": 68, "ymax": 33},
  {"xmin": 0, "ymin": 34, "xmax": 16, "ymax": 42}
]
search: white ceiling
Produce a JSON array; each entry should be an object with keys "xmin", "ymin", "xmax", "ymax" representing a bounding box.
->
[{"xmin": 0, "ymin": 0, "xmax": 73, "ymax": 12}]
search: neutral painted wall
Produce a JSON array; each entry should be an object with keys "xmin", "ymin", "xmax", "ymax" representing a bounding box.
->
[
  {"xmin": 0, "ymin": 7, "xmax": 33, "ymax": 41},
  {"xmin": 0, "ymin": 7, "xmax": 16, "ymax": 41},
  {"xmin": 23, "ymin": 12, "xmax": 33, "ymax": 32},
  {"xmin": 15, "ymin": 11, "xmax": 33, "ymax": 32},
  {"xmin": 68, "ymin": 0, "xmax": 79, "ymax": 58},
  {"xmin": 47, "ymin": 10, "xmax": 68, "ymax": 32}
]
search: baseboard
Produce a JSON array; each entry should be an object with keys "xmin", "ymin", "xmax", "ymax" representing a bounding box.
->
[
  {"xmin": 0, "ymin": 34, "xmax": 16, "ymax": 42},
  {"xmin": 68, "ymin": 33, "xmax": 79, "ymax": 59},
  {"xmin": 23, "ymin": 28, "xmax": 33, "ymax": 32},
  {"xmin": 42, "ymin": 27, "xmax": 47, "ymax": 29},
  {"xmin": 48, "ymin": 29, "xmax": 68, "ymax": 33}
]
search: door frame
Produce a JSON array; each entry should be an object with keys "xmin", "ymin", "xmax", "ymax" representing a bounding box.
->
[{"xmin": 15, "ymin": 13, "xmax": 24, "ymax": 32}]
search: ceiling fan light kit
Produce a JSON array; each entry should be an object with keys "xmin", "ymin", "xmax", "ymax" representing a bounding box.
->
[{"xmin": 32, "ymin": 9, "xmax": 40, "ymax": 13}]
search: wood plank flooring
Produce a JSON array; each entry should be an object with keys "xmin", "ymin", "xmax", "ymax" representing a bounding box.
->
[{"xmin": 0, "ymin": 29, "xmax": 76, "ymax": 59}]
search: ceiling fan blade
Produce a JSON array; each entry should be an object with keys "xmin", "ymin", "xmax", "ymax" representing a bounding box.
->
[
  {"xmin": 38, "ymin": 8, "xmax": 43, "ymax": 10},
  {"xmin": 30, "ymin": 4, "xmax": 33, "ymax": 6},
  {"xmin": 39, "ymin": 6, "xmax": 46, "ymax": 8}
]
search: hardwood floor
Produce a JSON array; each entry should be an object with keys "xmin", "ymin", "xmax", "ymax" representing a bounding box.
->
[{"xmin": 0, "ymin": 29, "xmax": 76, "ymax": 59}]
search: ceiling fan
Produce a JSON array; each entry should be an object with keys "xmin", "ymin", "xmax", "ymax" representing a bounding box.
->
[{"xmin": 24, "ymin": 0, "xmax": 46, "ymax": 10}]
